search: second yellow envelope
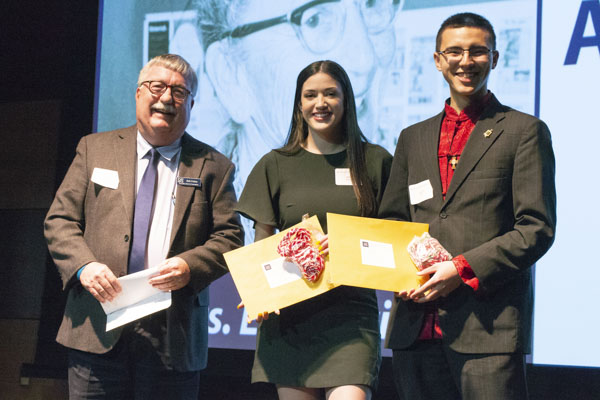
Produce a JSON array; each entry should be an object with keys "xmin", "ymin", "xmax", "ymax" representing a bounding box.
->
[{"xmin": 327, "ymin": 213, "xmax": 429, "ymax": 292}]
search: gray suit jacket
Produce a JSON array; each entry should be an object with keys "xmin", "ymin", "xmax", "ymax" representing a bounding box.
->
[
  {"xmin": 44, "ymin": 126, "xmax": 244, "ymax": 371},
  {"xmin": 379, "ymin": 95, "xmax": 556, "ymax": 354}
]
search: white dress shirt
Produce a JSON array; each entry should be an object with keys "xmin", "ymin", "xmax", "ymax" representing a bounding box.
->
[{"xmin": 136, "ymin": 132, "xmax": 181, "ymax": 270}]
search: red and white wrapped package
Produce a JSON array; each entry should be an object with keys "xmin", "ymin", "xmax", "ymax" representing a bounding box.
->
[
  {"xmin": 277, "ymin": 227, "xmax": 325, "ymax": 282},
  {"xmin": 407, "ymin": 232, "xmax": 452, "ymax": 271}
]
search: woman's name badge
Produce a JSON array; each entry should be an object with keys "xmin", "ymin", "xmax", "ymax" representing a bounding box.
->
[
  {"xmin": 177, "ymin": 177, "xmax": 202, "ymax": 188},
  {"xmin": 335, "ymin": 168, "xmax": 353, "ymax": 186}
]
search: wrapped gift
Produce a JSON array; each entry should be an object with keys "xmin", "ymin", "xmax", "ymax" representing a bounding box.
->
[
  {"xmin": 277, "ymin": 228, "xmax": 325, "ymax": 282},
  {"xmin": 407, "ymin": 232, "xmax": 452, "ymax": 270}
]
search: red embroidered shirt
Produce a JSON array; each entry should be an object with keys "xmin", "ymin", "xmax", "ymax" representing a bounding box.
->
[{"xmin": 417, "ymin": 94, "xmax": 490, "ymax": 340}]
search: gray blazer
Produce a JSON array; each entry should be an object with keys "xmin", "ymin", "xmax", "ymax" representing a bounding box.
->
[
  {"xmin": 379, "ymin": 95, "xmax": 556, "ymax": 354},
  {"xmin": 44, "ymin": 126, "xmax": 243, "ymax": 371}
]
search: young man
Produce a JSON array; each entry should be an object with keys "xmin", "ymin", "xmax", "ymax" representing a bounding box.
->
[{"xmin": 379, "ymin": 13, "xmax": 556, "ymax": 400}]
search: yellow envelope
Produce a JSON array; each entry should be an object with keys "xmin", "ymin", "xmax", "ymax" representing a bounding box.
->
[
  {"xmin": 223, "ymin": 216, "xmax": 336, "ymax": 319},
  {"xmin": 327, "ymin": 213, "xmax": 430, "ymax": 292}
]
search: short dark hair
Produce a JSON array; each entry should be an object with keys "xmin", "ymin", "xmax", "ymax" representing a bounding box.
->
[
  {"xmin": 436, "ymin": 12, "xmax": 496, "ymax": 51},
  {"xmin": 279, "ymin": 60, "xmax": 377, "ymax": 217}
]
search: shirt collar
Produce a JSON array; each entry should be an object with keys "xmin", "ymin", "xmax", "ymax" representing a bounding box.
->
[
  {"xmin": 444, "ymin": 91, "xmax": 492, "ymax": 122},
  {"xmin": 136, "ymin": 131, "xmax": 182, "ymax": 162}
]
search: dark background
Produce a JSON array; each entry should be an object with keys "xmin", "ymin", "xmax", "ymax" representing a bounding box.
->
[{"xmin": 0, "ymin": 1, "xmax": 598, "ymax": 399}]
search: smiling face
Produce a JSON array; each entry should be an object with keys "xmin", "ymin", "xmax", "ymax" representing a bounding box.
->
[
  {"xmin": 135, "ymin": 66, "xmax": 194, "ymax": 146},
  {"xmin": 300, "ymin": 72, "xmax": 345, "ymax": 142},
  {"xmin": 434, "ymin": 26, "xmax": 498, "ymax": 111}
]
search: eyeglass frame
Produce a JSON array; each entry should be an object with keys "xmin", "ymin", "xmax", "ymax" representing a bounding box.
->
[
  {"xmin": 139, "ymin": 80, "xmax": 193, "ymax": 101},
  {"xmin": 204, "ymin": 0, "xmax": 402, "ymax": 53},
  {"xmin": 437, "ymin": 46, "xmax": 495, "ymax": 62}
]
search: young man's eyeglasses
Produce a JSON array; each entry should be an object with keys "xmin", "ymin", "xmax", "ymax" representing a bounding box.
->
[
  {"xmin": 140, "ymin": 81, "xmax": 192, "ymax": 101},
  {"xmin": 438, "ymin": 46, "xmax": 493, "ymax": 62}
]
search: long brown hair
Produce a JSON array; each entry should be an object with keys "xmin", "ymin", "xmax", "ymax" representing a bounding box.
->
[{"xmin": 278, "ymin": 60, "xmax": 376, "ymax": 217}]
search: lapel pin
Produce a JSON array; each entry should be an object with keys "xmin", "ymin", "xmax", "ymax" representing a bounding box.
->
[{"xmin": 483, "ymin": 129, "xmax": 493, "ymax": 138}]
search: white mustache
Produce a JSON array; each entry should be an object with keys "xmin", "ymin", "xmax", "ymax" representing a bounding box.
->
[{"xmin": 151, "ymin": 103, "xmax": 176, "ymax": 114}]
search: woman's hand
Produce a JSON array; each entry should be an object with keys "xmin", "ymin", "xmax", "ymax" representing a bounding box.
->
[
  {"xmin": 238, "ymin": 302, "xmax": 280, "ymax": 324},
  {"xmin": 316, "ymin": 233, "xmax": 329, "ymax": 256}
]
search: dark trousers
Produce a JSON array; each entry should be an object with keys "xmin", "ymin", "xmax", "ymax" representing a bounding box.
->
[
  {"xmin": 392, "ymin": 340, "xmax": 528, "ymax": 400},
  {"xmin": 68, "ymin": 328, "xmax": 200, "ymax": 400}
]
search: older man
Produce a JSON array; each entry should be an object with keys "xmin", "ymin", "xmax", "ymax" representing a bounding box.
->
[{"xmin": 44, "ymin": 54, "xmax": 243, "ymax": 399}]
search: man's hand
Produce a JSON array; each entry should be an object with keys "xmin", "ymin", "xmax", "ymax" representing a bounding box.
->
[
  {"xmin": 149, "ymin": 257, "xmax": 191, "ymax": 291},
  {"xmin": 79, "ymin": 262, "xmax": 122, "ymax": 303},
  {"xmin": 410, "ymin": 260, "xmax": 462, "ymax": 303}
]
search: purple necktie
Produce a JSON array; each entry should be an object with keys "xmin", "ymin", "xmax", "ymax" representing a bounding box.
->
[{"xmin": 128, "ymin": 148, "xmax": 160, "ymax": 274}]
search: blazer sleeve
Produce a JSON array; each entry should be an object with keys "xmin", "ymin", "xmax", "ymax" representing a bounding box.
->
[
  {"xmin": 177, "ymin": 161, "xmax": 244, "ymax": 293},
  {"xmin": 463, "ymin": 118, "xmax": 557, "ymax": 293},
  {"xmin": 44, "ymin": 136, "xmax": 97, "ymax": 289},
  {"xmin": 378, "ymin": 129, "xmax": 412, "ymax": 222}
]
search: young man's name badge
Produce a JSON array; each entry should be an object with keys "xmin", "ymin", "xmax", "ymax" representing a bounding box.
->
[
  {"xmin": 177, "ymin": 177, "xmax": 202, "ymax": 188},
  {"xmin": 408, "ymin": 180, "xmax": 433, "ymax": 205}
]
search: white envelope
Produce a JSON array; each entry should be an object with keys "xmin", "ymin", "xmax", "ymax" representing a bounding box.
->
[{"xmin": 100, "ymin": 266, "xmax": 171, "ymax": 331}]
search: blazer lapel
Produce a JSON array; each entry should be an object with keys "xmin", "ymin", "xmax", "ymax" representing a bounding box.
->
[
  {"xmin": 169, "ymin": 133, "xmax": 207, "ymax": 250},
  {"xmin": 443, "ymin": 96, "xmax": 506, "ymax": 206},
  {"xmin": 419, "ymin": 112, "xmax": 444, "ymax": 203},
  {"xmin": 114, "ymin": 126, "xmax": 137, "ymax": 225}
]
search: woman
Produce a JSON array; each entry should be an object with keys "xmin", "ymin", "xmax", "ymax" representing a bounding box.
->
[{"xmin": 236, "ymin": 60, "xmax": 392, "ymax": 400}]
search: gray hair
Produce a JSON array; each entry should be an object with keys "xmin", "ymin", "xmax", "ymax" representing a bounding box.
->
[{"xmin": 137, "ymin": 53, "xmax": 198, "ymax": 96}]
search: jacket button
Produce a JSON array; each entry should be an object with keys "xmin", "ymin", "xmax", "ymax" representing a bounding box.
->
[
  {"xmin": 440, "ymin": 212, "xmax": 447, "ymax": 219},
  {"xmin": 124, "ymin": 235, "xmax": 129, "ymax": 242}
]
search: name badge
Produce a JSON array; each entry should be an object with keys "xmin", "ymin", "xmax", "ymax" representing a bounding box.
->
[
  {"xmin": 335, "ymin": 168, "xmax": 353, "ymax": 186},
  {"xmin": 408, "ymin": 179, "xmax": 433, "ymax": 205},
  {"xmin": 177, "ymin": 177, "xmax": 202, "ymax": 188},
  {"xmin": 91, "ymin": 167, "xmax": 119, "ymax": 189}
]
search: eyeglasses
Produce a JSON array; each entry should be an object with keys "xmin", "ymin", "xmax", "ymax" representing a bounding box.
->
[
  {"xmin": 207, "ymin": 0, "xmax": 402, "ymax": 54},
  {"xmin": 140, "ymin": 81, "xmax": 192, "ymax": 101},
  {"xmin": 437, "ymin": 46, "xmax": 493, "ymax": 62}
]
